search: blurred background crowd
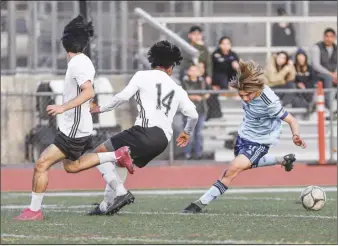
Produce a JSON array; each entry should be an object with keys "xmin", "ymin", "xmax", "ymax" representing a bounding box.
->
[{"xmin": 1, "ymin": 1, "xmax": 337, "ymax": 163}]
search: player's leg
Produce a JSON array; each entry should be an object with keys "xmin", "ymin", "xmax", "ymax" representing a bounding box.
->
[
  {"xmin": 182, "ymin": 137, "xmax": 268, "ymax": 213},
  {"xmin": 257, "ymin": 154, "xmax": 296, "ymax": 171},
  {"xmin": 182, "ymin": 154, "xmax": 252, "ymax": 213},
  {"xmin": 62, "ymin": 141, "xmax": 129, "ymax": 214},
  {"xmin": 105, "ymin": 126, "xmax": 168, "ymax": 215},
  {"xmin": 14, "ymin": 144, "xmax": 66, "ymax": 220},
  {"xmin": 62, "ymin": 143, "xmax": 133, "ymax": 174}
]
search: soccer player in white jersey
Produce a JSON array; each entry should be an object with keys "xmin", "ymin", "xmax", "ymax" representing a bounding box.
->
[
  {"xmin": 182, "ymin": 60, "xmax": 307, "ymax": 213},
  {"xmin": 14, "ymin": 15, "xmax": 130, "ymax": 221},
  {"xmin": 56, "ymin": 40, "xmax": 199, "ymax": 215}
]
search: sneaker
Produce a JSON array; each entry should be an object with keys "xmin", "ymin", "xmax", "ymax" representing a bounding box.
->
[
  {"xmin": 115, "ymin": 146, "xmax": 134, "ymax": 174},
  {"xmin": 282, "ymin": 154, "xmax": 296, "ymax": 172},
  {"xmin": 88, "ymin": 204, "xmax": 105, "ymax": 216},
  {"xmin": 182, "ymin": 201, "xmax": 203, "ymax": 214},
  {"xmin": 13, "ymin": 208, "xmax": 44, "ymax": 221},
  {"xmin": 105, "ymin": 191, "xmax": 135, "ymax": 215}
]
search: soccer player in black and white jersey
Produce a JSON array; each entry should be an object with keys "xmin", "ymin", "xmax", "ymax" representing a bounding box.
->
[
  {"xmin": 60, "ymin": 40, "xmax": 199, "ymax": 215},
  {"xmin": 14, "ymin": 15, "xmax": 131, "ymax": 221}
]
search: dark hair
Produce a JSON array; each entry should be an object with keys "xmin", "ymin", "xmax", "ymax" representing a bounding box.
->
[
  {"xmin": 295, "ymin": 49, "xmax": 308, "ymax": 73},
  {"xmin": 277, "ymin": 7, "xmax": 286, "ymax": 16},
  {"xmin": 61, "ymin": 15, "xmax": 94, "ymax": 53},
  {"xmin": 275, "ymin": 51, "xmax": 289, "ymax": 70},
  {"xmin": 324, "ymin": 28, "xmax": 336, "ymax": 36},
  {"xmin": 218, "ymin": 36, "xmax": 231, "ymax": 45},
  {"xmin": 189, "ymin": 25, "xmax": 203, "ymax": 33},
  {"xmin": 147, "ymin": 40, "xmax": 183, "ymax": 69}
]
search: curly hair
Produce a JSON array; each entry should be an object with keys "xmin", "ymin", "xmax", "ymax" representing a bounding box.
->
[
  {"xmin": 147, "ymin": 40, "xmax": 183, "ymax": 69},
  {"xmin": 229, "ymin": 60, "xmax": 266, "ymax": 92},
  {"xmin": 61, "ymin": 15, "xmax": 94, "ymax": 53}
]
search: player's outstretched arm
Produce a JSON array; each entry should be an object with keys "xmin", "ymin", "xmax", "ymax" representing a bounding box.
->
[
  {"xmin": 283, "ymin": 113, "xmax": 307, "ymax": 149},
  {"xmin": 47, "ymin": 81, "xmax": 95, "ymax": 116}
]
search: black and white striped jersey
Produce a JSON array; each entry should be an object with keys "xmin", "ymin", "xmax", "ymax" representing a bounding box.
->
[
  {"xmin": 100, "ymin": 70, "xmax": 197, "ymax": 141},
  {"xmin": 59, "ymin": 53, "xmax": 96, "ymax": 138}
]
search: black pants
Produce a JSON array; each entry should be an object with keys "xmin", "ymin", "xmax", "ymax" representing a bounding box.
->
[{"xmin": 109, "ymin": 126, "xmax": 168, "ymax": 168}]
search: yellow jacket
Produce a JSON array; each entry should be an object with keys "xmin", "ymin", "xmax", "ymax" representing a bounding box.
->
[{"xmin": 264, "ymin": 55, "xmax": 296, "ymax": 87}]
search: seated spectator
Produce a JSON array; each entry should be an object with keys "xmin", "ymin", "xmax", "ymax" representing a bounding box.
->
[
  {"xmin": 294, "ymin": 49, "xmax": 316, "ymax": 104},
  {"xmin": 310, "ymin": 28, "xmax": 337, "ymax": 110},
  {"xmin": 264, "ymin": 51, "xmax": 297, "ymax": 106},
  {"xmin": 272, "ymin": 7, "xmax": 297, "ymax": 47},
  {"xmin": 212, "ymin": 36, "xmax": 240, "ymax": 90},
  {"xmin": 181, "ymin": 64, "xmax": 210, "ymax": 160},
  {"xmin": 180, "ymin": 26, "xmax": 212, "ymax": 84}
]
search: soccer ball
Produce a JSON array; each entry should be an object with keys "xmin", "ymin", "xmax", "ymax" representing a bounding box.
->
[{"xmin": 300, "ymin": 186, "xmax": 326, "ymax": 211}]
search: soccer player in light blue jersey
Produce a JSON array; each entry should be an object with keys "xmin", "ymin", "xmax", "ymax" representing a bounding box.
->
[{"xmin": 183, "ymin": 60, "xmax": 307, "ymax": 213}]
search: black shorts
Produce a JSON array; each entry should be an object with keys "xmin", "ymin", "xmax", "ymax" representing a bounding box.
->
[
  {"xmin": 53, "ymin": 131, "xmax": 93, "ymax": 161},
  {"xmin": 109, "ymin": 126, "xmax": 168, "ymax": 168}
]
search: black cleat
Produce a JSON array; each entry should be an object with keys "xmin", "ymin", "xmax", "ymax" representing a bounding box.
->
[
  {"xmin": 105, "ymin": 191, "xmax": 135, "ymax": 215},
  {"xmin": 88, "ymin": 204, "xmax": 105, "ymax": 216},
  {"xmin": 182, "ymin": 202, "xmax": 203, "ymax": 214},
  {"xmin": 282, "ymin": 154, "xmax": 296, "ymax": 172}
]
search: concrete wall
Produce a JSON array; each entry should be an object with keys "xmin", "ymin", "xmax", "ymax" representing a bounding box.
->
[{"xmin": 1, "ymin": 74, "xmax": 135, "ymax": 164}]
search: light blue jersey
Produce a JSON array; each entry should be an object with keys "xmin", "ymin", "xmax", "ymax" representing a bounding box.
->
[{"xmin": 238, "ymin": 85, "xmax": 289, "ymax": 146}]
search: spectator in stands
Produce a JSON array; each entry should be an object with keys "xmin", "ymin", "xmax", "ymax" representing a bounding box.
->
[
  {"xmin": 264, "ymin": 51, "xmax": 297, "ymax": 106},
  {"xmin": 181, "ymin": 64, "xmax": 210, "ymax": 160},
  {"xmin": 211, "ymin": 36, "xmax": 240, "ymax": 90},
  {"xmin": 272, "ymin": 7, "xmax": 297, "ymax": 47},
  {"xmin": 294, "ymin": 49, "xmax": 316, "ymax": 104},
  {"xmin": 310, "ymin": 28, "xmax": 337, "ymax": 110},
  {"xmin": 180, "ymin": 26, "xmax": 212, "ymax": 84}
]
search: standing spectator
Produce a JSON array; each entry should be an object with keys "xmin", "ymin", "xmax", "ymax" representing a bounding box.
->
[
  {"xmin": 272, "ymin": 7, "xmax": 297, "ymax": 47},
  {"xmin": 180, "ymin": 26, "xmax": 212, "ymax": 84},
  {"xmin": 311, "ymin": 28, "xmax": 337, "ymax": 110},
  {"xmin": 264, "ymin": 51, "xmax": 297, "ymax": 106},
  {"xmin": 294, "ymin": 49, "xmax": 316, "ymax": 104},
  {"xmin": 212, "ymin": 36, "xmax": 240, "ymax": 89},
  {"xmin": 181, "ymin": 64, "xmax": 210, "ymax": 160}
]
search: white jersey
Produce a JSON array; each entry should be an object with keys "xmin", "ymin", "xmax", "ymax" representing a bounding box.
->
[
  {"xmin": 59, "ymin": 53, "xmax": 96, "ymax": 138},
  {"xmin": 101, "ymin": 70, "xmax": 196, "ymax": 141}
]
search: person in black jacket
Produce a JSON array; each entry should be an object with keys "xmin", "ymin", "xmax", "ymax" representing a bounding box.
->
[
  {"xmin": 294, "ymin": 49, "xmax": 317, "ymax": 104},
  {"xmin": 212, "ymin": 36, "xmax": 240, "ymax": 89},
  {"xmin": 272, "ymin": 8, "xmax": 297, "ymax": 47}
]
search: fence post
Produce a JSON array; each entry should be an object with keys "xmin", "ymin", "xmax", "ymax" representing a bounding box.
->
[{"xmin": 316, "ymin": 81, "xmax": 326, "ymax": 164}]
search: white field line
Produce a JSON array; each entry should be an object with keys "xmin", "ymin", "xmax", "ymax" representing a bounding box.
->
[
  {"xmin": 1, "ymin": 205, "xmax": 336, "ymax": 220},
  {"xmin": 1, "ymin": 195, "xmax": 336, "ymax": 210},
  {"xmin": 2, "ymin": 186, "xmax": 337, "ymax": 197},
  {"xmin": 0, "ymin": 233, "xmax": 315, "ymax": 244}
]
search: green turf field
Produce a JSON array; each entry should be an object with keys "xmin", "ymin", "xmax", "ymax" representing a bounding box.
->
[{"xmin": 1, "ymin": 189, "xmax": 337, "ymax": 244}]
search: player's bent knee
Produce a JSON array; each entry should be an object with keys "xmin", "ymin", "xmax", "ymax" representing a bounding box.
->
[
  {"xmin": 63, "ymin": 161, "xmax": 80, "ymax": 173},
  {"xmin": 34, "ymin": 157, "xmax": 50, "ymax": 173}
]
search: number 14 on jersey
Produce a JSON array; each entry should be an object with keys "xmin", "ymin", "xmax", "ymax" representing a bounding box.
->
[{"xmin": 156, "ymin": 84, "xmax": 175, "ymax": 116}]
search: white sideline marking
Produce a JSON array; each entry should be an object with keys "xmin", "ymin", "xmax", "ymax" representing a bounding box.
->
[
  {"xmin": 0, "ymin": 233, "xmax": 313, "ymax": 244},
  {"xmin": 2, "ymin": 186, "xmax": 337, "ymax": 197},
  {"xmin": 1, "ymin": 205, "xmax": 336, "ymax": 220}
]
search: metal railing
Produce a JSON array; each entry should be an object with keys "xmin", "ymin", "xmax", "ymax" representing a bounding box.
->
[
  {"xmin": 1, "ymin": 89, "xmax": 337, "ymax": 165},
  {"xmin": 134, "ymin": 8, "xmax": 199, "ymax": 66},
  {"xmin": 137, "ymin": 15, "xmax": 337, "ymax": 61}
]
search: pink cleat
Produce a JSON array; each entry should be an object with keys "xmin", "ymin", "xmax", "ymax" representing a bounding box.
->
[
  {"xmin": 115, "ymin": 146, "xmax": 134, "ymax": 174},
  {"xmin": 13, "ymin": 208, "xmax": 44, "ymax": 221}
]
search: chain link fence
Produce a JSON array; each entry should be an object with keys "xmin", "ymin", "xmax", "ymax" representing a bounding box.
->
[{"xmin": 1, "ymin": 88, "xmax": 337, "ymax": 165}]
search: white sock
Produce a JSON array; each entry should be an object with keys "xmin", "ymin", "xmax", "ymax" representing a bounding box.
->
[
  {"xmin": 199, "ymin": 180, "xmax": 228, "ymax": 205},
  {"xmin": 29, "ymin": 192, "xmax": 44, "ymax": 211},
  {"xmin": 97, "ymin": 152, "xmax": 116, "ymax": 164},
  {"xmin": 96, "ymin": 162, "xmax": 117, "ymax": 208},
  {"xmin": 256, "ymin": 155, "xmax": 279, "ymax": 168},
  {"xmin": 96, "ymin": 161, "xmax": 127, "ymax": 197}
]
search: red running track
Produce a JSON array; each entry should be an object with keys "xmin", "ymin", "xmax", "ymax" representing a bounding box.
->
[{"xmin": 1, "ymin": 164, "xmax": 337, "ymax": 192}]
